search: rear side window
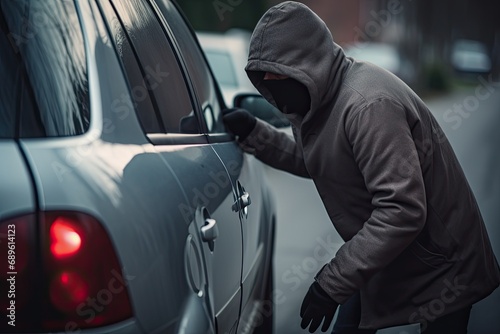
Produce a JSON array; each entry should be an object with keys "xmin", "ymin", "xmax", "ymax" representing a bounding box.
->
[
  {"xmin": 154, "ymin": 0, "xmax": 225, "ymax": 133},
  {"xmin": 0, "ymin": 0, "xmax": 89, "ymax": 138},
  {"xmin": 105, "ymin": 0, "xmax": 199, "ymax": 134}
]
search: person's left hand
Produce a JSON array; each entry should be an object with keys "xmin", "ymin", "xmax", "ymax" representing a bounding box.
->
[
  {"xmin": 300, "ymin": 281, "xmax": 339, "ymax": 332},
  {"xmin": 221, "ymin": 108, "xmax": 256, "ymax": 141}
]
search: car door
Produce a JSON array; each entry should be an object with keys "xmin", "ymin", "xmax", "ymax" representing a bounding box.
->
[
  {"xmin": 153, "ymin": 2, "xmax": 274, "ymax": 331},
  {"xmin": 99, "ymin": 1, "xmax": 244, "ymax": 332}
]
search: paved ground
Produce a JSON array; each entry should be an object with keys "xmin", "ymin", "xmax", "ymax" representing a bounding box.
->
[{"xmin": 269, "ymin": 81, "xmax": 500, "ymax": 333}]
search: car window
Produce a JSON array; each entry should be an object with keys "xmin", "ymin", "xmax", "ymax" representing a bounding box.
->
[
  {"xmin": 0, "ymin": 0, "xmax": 89, "ymax": 138},
  {"xmin": 97, "ymin": 0, "xmax": 162, "ymax": 133},
  {"xmin": 108, "ymin": 0, "xmax": 199, "ymax": 134},
  {"xmin": 204, "ymin": 50, "xmax": 238, "ymax": 88},
  {"xmin": 153, "ymin": 0, "xmax": 225, "ymax": 133}
]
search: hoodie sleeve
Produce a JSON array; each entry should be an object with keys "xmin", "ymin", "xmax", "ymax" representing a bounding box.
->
[
  {"xmin": 239, "ymin": 119, "xmax": 310, "ymax": 178},
  {"xmin": 316, "ymin": 98, "xmax": 427, "ymax": 304}
]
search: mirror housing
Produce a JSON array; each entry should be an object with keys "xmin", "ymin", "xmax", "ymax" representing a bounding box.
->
[{"xmin": 233, "ymin": 94, "xmax": 290, "ymax": 128}]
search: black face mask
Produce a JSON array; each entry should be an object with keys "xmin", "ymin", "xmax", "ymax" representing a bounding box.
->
[{"xmin": 262, "ymin": 78, "xmax": 311, "ymax": 115}]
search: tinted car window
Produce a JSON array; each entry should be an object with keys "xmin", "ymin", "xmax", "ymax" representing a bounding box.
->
[
  {"xmin": 109, "ymin": 0, "xmax": 199, "ymax": 134},
  {"xmin": 154, "ymin": 0, "xmax": 225, "ymax": 133},
  {"xmin": 0, "ymin": 0, "xmax": 89, "ymax": 138},
  {"xmin": 97, "ymin": 0, "xmax": 161, "ymax": 133}
]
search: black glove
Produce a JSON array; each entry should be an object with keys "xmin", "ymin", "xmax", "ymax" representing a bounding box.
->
[
  {"xmin": 222, "ymin": 108, "xmax": 257, "ymax": 141},
  {"xmin": 300, "ymin": 281, "xmax": 339, "ymax": 333}
]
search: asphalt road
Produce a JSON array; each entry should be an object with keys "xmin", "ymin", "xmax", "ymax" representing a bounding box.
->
[{"xmin": 268, "ymin": 80, "xmax": 500, "ymax": 333}]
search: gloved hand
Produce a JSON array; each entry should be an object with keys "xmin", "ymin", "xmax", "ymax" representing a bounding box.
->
[
  {"xmin": 300, "ymin": 281, "xmax": 339, "ymax": 333},
  {"xmin": 222, "ymin": 108, "xmax": 257, "ymax": 141}
]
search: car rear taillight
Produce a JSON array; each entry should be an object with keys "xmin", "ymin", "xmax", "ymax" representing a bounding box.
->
[
  {"xmin": 50, "ymin": 218, "xmax": 82, "ymax": 258},
  {"xmin": 41, "ymin": 212, "xmax": 133, "ymax": 330},
  {"xmin": 0, "ymin": 212, "xmax": 133, "ymax": 332}
]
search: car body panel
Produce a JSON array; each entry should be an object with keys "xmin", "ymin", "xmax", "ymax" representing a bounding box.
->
[
  {"xmin": 60, "ymin": 318, "xmax": 143, "ymax": 334},
  {"xmin": 154, "ymin": 143, "xmax": 244, "ymax": 334},
  {"xmin": 0, "ymin": 142, "xmax": 35, "ymax": 220},
  {"xmin": 210, "ymin": 142, "xmax": 275, "ymax": 332}
]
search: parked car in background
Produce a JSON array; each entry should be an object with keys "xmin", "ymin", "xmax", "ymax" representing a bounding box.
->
[
  {"xmin": 0, "ymin": 1, "xmax": 275, "ymax": 333},
  {"xmin": 197, "ymin": 29, "xmax": 258, "ymax": 106},
  {"xmin": 451, "ymin": 39, "xmax": 492, "ymax": 74},
  {"xmin": 344, "ymin": 42, "xmax": 415, "ymax": 85}
]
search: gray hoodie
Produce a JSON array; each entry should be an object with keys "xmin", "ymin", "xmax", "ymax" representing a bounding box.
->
[{"xmin": 241, "ymin": 1, "xmax": 500, "ymax": 329}]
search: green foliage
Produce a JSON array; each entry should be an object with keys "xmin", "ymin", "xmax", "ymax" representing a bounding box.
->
[{"xmin": 423, "ymin": 62, "xmax": 451, "ymax": 93}]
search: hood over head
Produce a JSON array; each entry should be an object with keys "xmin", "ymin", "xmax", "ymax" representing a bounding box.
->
[{"xmin": 245, "ymin": 1, "xmax": 350, "ymax": 122}]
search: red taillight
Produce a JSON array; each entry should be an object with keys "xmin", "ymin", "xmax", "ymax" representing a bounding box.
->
[
  {"xmin": 0, "ymin": 212, "xmax": 133, "ymax": 332},
  {"xmin": 42, "ymin": 212, "xmax": 133, "ymax": 330},
  {"xmin": 50, "ymin": 218, "xmax": 82, "ymax": 258},
  {"xmin": 50, "ymin": 271, "xmax": 89, "ymax": 311}
]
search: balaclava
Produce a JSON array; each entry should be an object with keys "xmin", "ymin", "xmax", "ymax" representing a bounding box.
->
[{"xmin": 261, "ymin": 78, "xmax": 311, "ymax": 116}]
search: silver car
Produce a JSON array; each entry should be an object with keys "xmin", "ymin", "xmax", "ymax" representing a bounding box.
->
[{"xmin": 0, "ymin": 1, "xmax": 276, "ymax": 333}]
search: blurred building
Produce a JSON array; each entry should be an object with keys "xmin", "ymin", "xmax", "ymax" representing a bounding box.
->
[
  {"xmin": 264, "ymin": 0, "xmax": 363, "ymax": 46},
  {"xmin": 294, "ymin": 0, "xmax": 362, "ymax": 46},
  {"xmin": 275, "ymin": 0, "xmax": 500, "ymax": 88}
]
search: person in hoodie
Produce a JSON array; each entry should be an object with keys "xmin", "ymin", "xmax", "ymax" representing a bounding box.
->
[{"xmin": 222, "ymin": 1, "xmax": 500, "ymax": 333}]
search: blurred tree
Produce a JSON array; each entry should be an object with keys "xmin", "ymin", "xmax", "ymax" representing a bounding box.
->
[{"xmin": 175, "ymin": 0, "xmax": 269, "ymax": 32}]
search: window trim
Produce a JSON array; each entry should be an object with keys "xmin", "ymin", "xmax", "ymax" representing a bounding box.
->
[
  {"xmin": 150, "ymin": 0, "xmax": 234, "ymax": 143},
  {"xmin": 205, "ymin": 133, "xmax": 235, "ymax": 143},
  {"xmin": 147, "ymin": 133, "xmax": 207, "ymax": 145},
  {"xmin": 146, "ymin": 0, "xmax": 207, "ymax": 135},
  {"xmin": 97, "ymin": 0, "xmax": 209, "ymax": 145},
  {"xmin": 111, "ymin": 0, "xmax": 166, "ymax": 133},
  {"xmin": 97, "ymin": 0, "xmax": 235, "ymax": 146}
]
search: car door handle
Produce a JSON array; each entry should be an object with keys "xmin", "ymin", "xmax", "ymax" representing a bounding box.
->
[
  {"xmin": 232, "ymin": 191, "xmax": 251, "ymax": 212},
  {"xmin": 201, "ymin": 218, "xmax": 218, "ymax": 252},
  {"xmin": 201, "ymin": 218, "xmax": 218, "ymax": 242},
  {"xmin": 196, "ymin": 207, "xmax": 218, "ymax": 252}
]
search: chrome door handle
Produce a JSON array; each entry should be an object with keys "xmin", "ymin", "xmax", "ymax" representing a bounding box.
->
[
  {"xmin": 240, "ymin": 192, "xmax": 251, "ymax": 209},
  {"xmin": 201, "ymin": 218, "xmax": 218, "ymax": 252},
  {"xmin": 232, "ymin": 192, "xmax": 252, "ymax": 212},
  {"xmin": 232, "ymin": 181, "xmax": 252, "ymax": 219},
  {"xmin": 201, "ymin": 218, "xmax": 218, "ymax": 242},
  {"xmin": 196, "ymin": 207, "xmax": 218, "ymax": 252}
]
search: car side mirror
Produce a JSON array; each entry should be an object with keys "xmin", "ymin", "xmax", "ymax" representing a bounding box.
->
[{"xmin": 233, "ymin": 94, "xmax": 290, "ymax": 128}]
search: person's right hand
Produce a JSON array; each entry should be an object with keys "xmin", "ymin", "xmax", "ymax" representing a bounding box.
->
[{"xmin": 222, "ymin": 108, "xmax": 257, "ymax": 141}]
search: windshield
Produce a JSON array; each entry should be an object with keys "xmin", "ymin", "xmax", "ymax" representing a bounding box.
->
[{"xmin": 0, "ymin": 0, "xmax": 89, "ymax": 138}]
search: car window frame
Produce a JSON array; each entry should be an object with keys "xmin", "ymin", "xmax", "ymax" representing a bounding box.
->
[
  {"xmin": 151, "ymin": 0, "xmax": 235, "ymax": 144},
  {"xmin": 96, "ymin": 0, "xmax": 208, "ymax": 146}
]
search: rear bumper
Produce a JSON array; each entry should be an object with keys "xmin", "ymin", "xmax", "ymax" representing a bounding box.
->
[{"xmin": 51, "ymin": 318, "xmax": 143, "ymax": 334}]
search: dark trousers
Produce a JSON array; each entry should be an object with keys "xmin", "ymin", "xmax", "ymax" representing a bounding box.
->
[{"xmin": 332, "ymin": 292, "xmax": 472, "ymax": 334}]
